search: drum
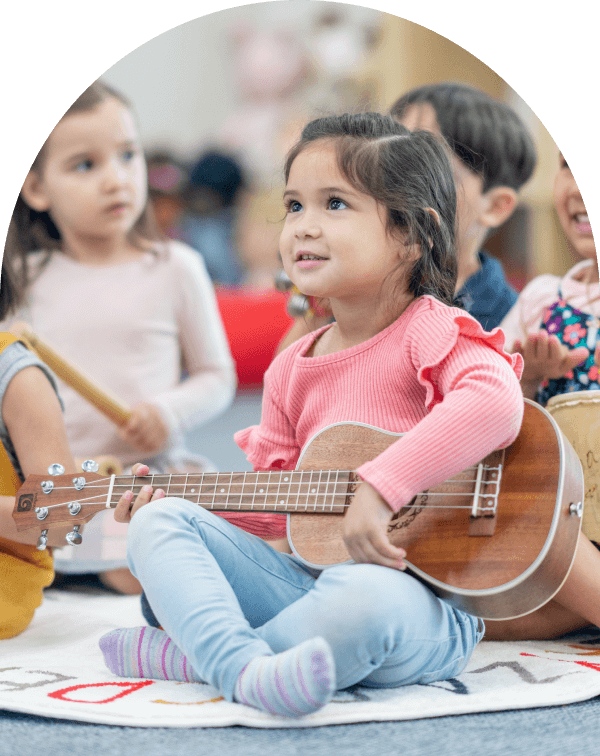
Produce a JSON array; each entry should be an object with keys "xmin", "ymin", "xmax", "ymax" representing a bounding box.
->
[{"xmin": 546, "ymin": 390, "xmax": 600, "ymax": 542}]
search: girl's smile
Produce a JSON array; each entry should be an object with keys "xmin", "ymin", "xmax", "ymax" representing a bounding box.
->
[{"xmin": 554, "ymin": 153, "xmax": 596, "ymax": 263}]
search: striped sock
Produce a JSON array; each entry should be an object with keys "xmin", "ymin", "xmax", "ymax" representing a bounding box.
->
[
  {"xmin": 99, "ymin": 626, "xmax": 203, "ymax": 683},
  {"xmin": 234, "ymin": 637, "xmax": 336, "ymax": 718}
]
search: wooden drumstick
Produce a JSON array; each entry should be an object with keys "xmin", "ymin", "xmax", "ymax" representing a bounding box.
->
[{"xmin": 10, "ymin": 322, "xmax": 132, "ymax": 427}]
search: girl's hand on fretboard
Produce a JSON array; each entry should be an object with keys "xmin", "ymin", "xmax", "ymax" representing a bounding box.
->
[{"xmin": 113, "ymin": 464, "xmax": 166, "ymax": 523}]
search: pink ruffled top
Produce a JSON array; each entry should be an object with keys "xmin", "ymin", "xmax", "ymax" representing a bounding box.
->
[{"xmin": 234, "ymin": 296, "xmax": 523, "ymax": 527}]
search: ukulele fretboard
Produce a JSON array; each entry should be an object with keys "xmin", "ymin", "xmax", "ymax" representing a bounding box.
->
[{"xmin": 104, "ymin": 470, "xmax": 356, "ymax": 513}]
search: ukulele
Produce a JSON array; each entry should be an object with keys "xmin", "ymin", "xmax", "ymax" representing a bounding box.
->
[{"xmin": 12, "ymin": 400, "xmax": 584, "ymax": 620}]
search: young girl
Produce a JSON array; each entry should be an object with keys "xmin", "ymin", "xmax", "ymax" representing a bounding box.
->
[
  {"xmin": 0, "ymin": 256, "xmax": 77, "ymax": 638},
  {"xmin": 500, "ymin": 152, "xmax": 598, "ymax": 401},
  {"xmin": 483, "ymin": 152, "xmax": 600, "ymax": 641},
  {"xmin": 98, "ymin": 112, "xmax": 525, "ymax": 718},
  {"xmin": 1, "ymin": 81, "xmax": 237, "ymax": 593},
  {"xmin": 276, "ymin": 83, "xmax": 537, "ymax": 354}
]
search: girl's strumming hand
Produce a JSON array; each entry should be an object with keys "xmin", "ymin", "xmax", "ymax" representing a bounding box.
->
[
  {"xmin": 113, "ymin": 463, "xmax": 166, "ymax": 523},
  {"xmin": 119, "ymin": 403, "xmax": 170, "ymax": 455},
  {"xmin": 343, "ymin": 481, "xmax": 406, "ymax": 570},
  {"xmin": 515, "ymin": 333, "xmax": 589, "ymax": 399}
]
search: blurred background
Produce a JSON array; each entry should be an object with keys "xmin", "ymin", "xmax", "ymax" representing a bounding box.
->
[
  {"xmin": 102, "ymin": 2, "xmax": 575, "ymax": 290},
  {"xmin": 50, "ymin": 2, "xmax": 582, "ymax": 469}
]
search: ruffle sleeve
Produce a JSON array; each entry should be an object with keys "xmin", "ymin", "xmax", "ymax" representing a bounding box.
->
[
  {"xmin": 357, "ymin": 300, "xmax": 525, "ymax": 512},
  {"xmin": 234, "ymin": 425, "xmax": 300, "ymax": 472},
  {"xmin": 411, "ymin": 303, "xmax": 523, "ymax": 411}
]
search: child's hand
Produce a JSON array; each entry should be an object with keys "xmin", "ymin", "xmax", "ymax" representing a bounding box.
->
[
  {"xmin": 515, "ymin": 333, "xmax": 589, "ymax": 399},
  {"xmin": 343, "ymin": 481, "xmax": 406, "ymax": 570},
  {"xmin": 118, "ymin": 403, "xmax": 169, "ymax": 455},
  {"xmin": 113, "ymin": 463, "xmax": 166, "ymax": 523}
]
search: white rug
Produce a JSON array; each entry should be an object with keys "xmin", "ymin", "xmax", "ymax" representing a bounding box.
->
[{"xmin": 2, "ymin": 590, "xmax": 600, "ymax": 729}]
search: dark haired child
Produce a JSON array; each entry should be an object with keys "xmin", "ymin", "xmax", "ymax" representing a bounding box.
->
[
  {"xmin": 177, "ymin": 150, "xmax": 247, "ymax": 286},
  {"xmin": 482, "ymin": 154, "xmax": 600, "ymax": 639},
  {"xmin": 277, "ymin": 82, "xmax": 537, "ymax": 353},
  {"xmin": 500, "ymin": 152, "xmax": 598, "ymax": 402},
  {"xmin": 98, "ymin": 112, "xmax": 524, "ymax": 718},
  {"xmin": 1, "ymin": 80, "xmax": 236, "ymax": 593},
  {"xmin": 391, "ymin": 81, "xmax": 536, "ymax": 331}
]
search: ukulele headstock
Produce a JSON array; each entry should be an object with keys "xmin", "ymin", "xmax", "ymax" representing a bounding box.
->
[{"xmin": 13, "ymin": 460, "xmax": 114, "ymax": 550}]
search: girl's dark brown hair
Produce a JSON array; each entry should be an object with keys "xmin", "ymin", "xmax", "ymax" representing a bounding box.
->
[
  {"xmin": 4, "ymin": 80, "xmax": 161, "ymax": 313},
  {"xmin": 284, "ymin": 112, "xmax": 458, "ymax": 307}
]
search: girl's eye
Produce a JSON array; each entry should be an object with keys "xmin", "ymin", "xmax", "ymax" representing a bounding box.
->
[
  {"xmin": 287, "ymin": 200, "xmax": 302, "ymax": 213},
  {"xmin": 328, "ymin": 197, "xmax": 347, "ymax": 210},
  {"xmin": 74, "ymin": 159, "xmax": 93, "ymax": 172},
  {"xmin": 122, "ymin": 149, "xmax": 136, "ymax": 162}
]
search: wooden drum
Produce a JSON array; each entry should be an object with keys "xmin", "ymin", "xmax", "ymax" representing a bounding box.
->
[{"xmin": 546, "ymin": 390, "xmax": 600, "ymax": 542}]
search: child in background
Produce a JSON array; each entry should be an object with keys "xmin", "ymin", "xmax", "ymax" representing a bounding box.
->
[
  {"xmin": 177, "ymin": 150, "xmax": 247, "ymax": 286},
  {"xmin": 499, "ymin": 152, "xmax": 598, "ymax": 402},
  {"xmin": 0, "ymin": 257, "xmax": 77, "ymax": 638},
  {"xmin": 277, "ymin": 82, "xmax": 536, "ymax": 352},
  {"xmin": 145, "ymin": 150, "xmax": 187, "ymax": 237},
  {"xmin": 391, "ymin": 82, "xmax": 536, "ymax": 329},
  {"xmin": 99, "ymin": 112, "xmax": 524, "ymax": 718},
  {"xmin": 1, "ymin": 81, "xmax": 237, "ymax": 594},
  {"xmin": 470, "ymin": 152, "xmax": 600, "ymax": 641}
]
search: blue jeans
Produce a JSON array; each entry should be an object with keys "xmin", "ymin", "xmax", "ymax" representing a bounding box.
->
[{"xmin": 127, "ymin": 498, "xmax": 484, "ymax": 701}]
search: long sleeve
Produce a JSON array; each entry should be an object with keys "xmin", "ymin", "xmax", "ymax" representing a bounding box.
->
[
  {"xmin": 151, "ymin": 244, "xmax": 237, "ymax": 436},
  {"xmin": 358, "ymin": 317, "xmax": 524, "ymax": 512},
  {"xmin": 234, "ymin": 367, "xmax": 300, "ymax": 471}
]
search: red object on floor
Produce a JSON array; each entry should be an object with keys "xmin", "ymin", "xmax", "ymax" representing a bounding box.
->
[{"xmin": 216, "ymin": 288, "xmax": 294, "ymax": 387}]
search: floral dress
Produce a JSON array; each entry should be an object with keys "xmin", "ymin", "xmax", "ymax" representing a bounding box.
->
[{"xmin": 536, "ymin": 290, "xmax": 600, "ymax": 406}]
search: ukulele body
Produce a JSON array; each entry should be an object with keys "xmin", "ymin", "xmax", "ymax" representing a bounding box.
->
[{"xmin": 288, "ymin": 402, "xmax": 584, "ymax": 620}]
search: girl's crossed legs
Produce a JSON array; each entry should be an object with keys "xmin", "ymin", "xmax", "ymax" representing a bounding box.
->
[{"xmin": 102, "ymin": 498, "xmax": 483, "ymax": 707}]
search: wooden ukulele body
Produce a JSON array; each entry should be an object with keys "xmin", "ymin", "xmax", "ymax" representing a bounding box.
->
[{"xmin": 288, "ymin": 401, "xmax": 584, "ymax": 619}]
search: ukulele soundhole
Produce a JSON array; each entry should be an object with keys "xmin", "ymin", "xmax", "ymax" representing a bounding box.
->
[{"xmin": 387, "ymin": 495, "xmax": 426, "ymax": 532}]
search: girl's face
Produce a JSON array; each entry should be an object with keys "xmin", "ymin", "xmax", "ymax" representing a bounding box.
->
[
  {"xmin": 280, "ymin": 141, "xmax": 408, "ymax": 307},
  {"xmin": 23, "ymin": 98, "xmax": 147, "ymax": 247},
  {"xmin": 553, "ymin": 153, "xmax": 595, "ymax": 261}
]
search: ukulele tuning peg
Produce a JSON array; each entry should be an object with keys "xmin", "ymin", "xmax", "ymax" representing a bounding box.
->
[
  {"xmin": 81, "ymin": 459, "xmax": 99, "ymax": 473},
  {"xmin": 41, "ymin": 480, "xmax": 54, "ymax": 494},
  {"xmin": 65, "ymin": 525, "xmax": 83, "ymax": 546},
  {"xmin": 47, "ymin": 463, "xmax": 65, "ymax": 476},
  {"xmin": 36, "ymin": 530, "xmax": 49, "ymax": 551},
  {"xmin": 73, "ymin": 477, "xmax": 86, "ymax": 491}
]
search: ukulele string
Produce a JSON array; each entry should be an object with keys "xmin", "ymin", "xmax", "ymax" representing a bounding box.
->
[{"xmin": 43, "ymin": 490, "xmax": 498, "ymax": 513}]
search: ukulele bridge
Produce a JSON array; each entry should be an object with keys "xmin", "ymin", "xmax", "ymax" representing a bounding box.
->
[{"xmin": 468, "ymin": 450, "xmax": 504, "ymax": 537}]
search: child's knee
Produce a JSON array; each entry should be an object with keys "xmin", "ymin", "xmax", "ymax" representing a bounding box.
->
[
  {"xmin": 321, "ymin": 564, "xmax": 415, "ymax": 619},
  {"xmin": 129, "ymin": 496, "xmax": 199, "ymax": 533}
]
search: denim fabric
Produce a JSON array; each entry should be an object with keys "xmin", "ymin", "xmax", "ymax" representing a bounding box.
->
[{"xmin": 128, "ymin": 498, "xmax": 484, "ymax": 701}]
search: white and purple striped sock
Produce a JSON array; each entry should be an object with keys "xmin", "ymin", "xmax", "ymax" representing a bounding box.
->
[
  {"xmin": 99, "ymin": 627, "xmax": 203, "ymax": 683},
  {"xmin": 234, "ymin": 637, "xmax": 336, "ymax": 718}
]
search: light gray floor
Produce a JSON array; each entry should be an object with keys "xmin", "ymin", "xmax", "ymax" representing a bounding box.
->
[
  {"xmin": 3, "ymin": 389, "xmax": 599, "ymax": 754},
  {"xmin": 184, "ymin": 388, "xmax": 263, "ymax": 472}
]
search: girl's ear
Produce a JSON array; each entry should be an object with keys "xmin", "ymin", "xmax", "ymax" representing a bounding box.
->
[
  {"xmin": 21, "ymin": 170, "xmax": 51, "ymax": 212},
  {"xmin": 480, "ymin": 186, "xmax": 518, "ymax": 229},
  {"xmin": 425, "ymin": 207, "xmax": 440, "ymax": 226}
]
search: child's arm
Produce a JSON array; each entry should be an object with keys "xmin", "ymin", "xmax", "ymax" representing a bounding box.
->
[
  {"xmin": 355, "ymin": 333, "xmax": 523, "ymax": 544},
  {"xmin": 513, "ymin": 332, "xmax": 589, "ymax": 399},
  {"xmin": 0, "ymin": 366, "xmax": 77, "ymax": 547},
  {"xmin": 143, "ymin": 247, "xmax": 237, "ymax": 448}
]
